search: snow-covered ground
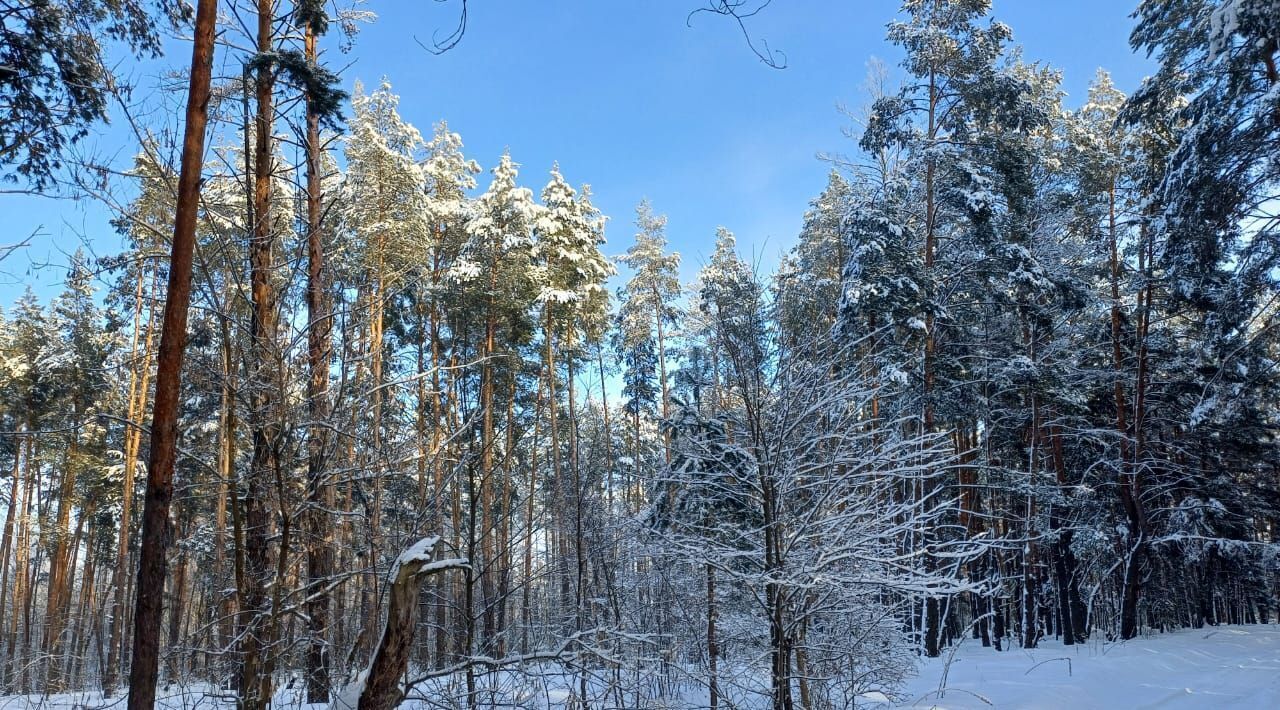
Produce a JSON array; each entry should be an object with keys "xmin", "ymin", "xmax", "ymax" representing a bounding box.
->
[
  {"xmin": 2, "ymin": 626, "xmax": 1277, "ymax": 709},
  {"xmin": 882, "ymin": 625, "xmax": 1280, "ymax": 709}
]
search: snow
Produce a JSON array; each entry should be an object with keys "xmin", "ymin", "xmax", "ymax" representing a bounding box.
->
[
  {"xmin": 1190, "ymin": 395, "xmax": 1217, "ymax": 427},
  {"xmin": 447, "ymin": 257, "xmax": 482, "ymax": 283},
  {"xmin": 887, "ymin": 365, "xmax": 910, "ymax": 385},
  {"xmin": 5, "ymin": 627, "xmax": 1280, "ymax": 709},
  {"xmin": 385, "ymin": 537, "xmax": 467, "ymax": 584},
  {"xmin": 330, "ymin": 668, "xmax": 367, "ymax": 710},
  {"xmin": 1208, "ymin": 0, "xmax": 1243, "ymax": 58},
  {"xmin": 877, "ymin": 625, "xmax": 1280, "ymax": 709},
  {"xmin": 536, "ymin": 286, "xmax": 579, "ymax": 304},
  {"xmin": 386, "ymin": 534, "xmax": 439, "ymax": 582}
]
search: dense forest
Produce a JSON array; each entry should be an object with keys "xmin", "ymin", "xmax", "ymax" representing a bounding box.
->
[{"xmin": 1, "ymin": 0, "xmax": 1278, "ymax": 708}]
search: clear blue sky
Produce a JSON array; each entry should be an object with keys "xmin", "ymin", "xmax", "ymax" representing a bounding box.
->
[{"xmin": 0, "ymin": 0, "xmax": 1153, "ymax": 305}]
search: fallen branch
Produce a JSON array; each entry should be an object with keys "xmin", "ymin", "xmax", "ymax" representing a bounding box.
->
[{"xmin": 1024, "ymin": 657, "xmax": 1073, "ymax": 677}]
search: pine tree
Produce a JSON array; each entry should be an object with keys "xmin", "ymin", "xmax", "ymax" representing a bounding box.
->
[
  {"xmin": 0, "ymin": 0, "xmax": 173, "ymax": 188},
  {"xmin": 127, "ymin": 1, "xmax": 218, "ymax": 704},
  {"xmin": 41, "ymin": 252, "xmax": 115, "ymax": 692},
  {"xmin": 617, "ymin": 201, "xmax": 682, "ymax": 464},
  {"xmin": 417, "ymin": 120, "xmax": 480, "ymax": 664},
  {"xmin": 776, "ymin": 171, "xmax": 850, "ymax": 345},
  {"xmin": 0, "ymin": 290, "xmax": 54, "ymax": 693},
  {"xmin": 342, "ymin": 79, "xmax": 431, "ymax": 666},
  {"xmin": 456, "ymin": 150, "xmax": 538, "ymax": 673},
  {"xmin": 1116, "ymin": 0, "xmax": 1280, "ymax": 639},
  {"xmin": 532, "ymin": 165, "xmax": 614, "ymax": 651},
  {"xmin": 300, "ymin": 1, "xmax": 343, "ymax": 698}
]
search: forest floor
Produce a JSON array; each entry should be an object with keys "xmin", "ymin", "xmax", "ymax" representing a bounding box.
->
[
  {"xmin": 884, "ymin": 624, "xmax": 1280, "ymax": 709},
  {"xmin": 0, "ymin": 625, "xmax": 1277, "ymax": 708}
]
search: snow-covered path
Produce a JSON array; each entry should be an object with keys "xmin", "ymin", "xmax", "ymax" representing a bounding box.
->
[{"xmin": 885, "ymin": 625, "xmax": 1280, "ymax": 709}]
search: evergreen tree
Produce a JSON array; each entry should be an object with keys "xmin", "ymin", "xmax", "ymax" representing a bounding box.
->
[
  {"xmin": 617, "ymin": 201, "xmax": 682, "ymax": 462},
  {"xmin": 0, "ymin": 0, "xmax": 175, "ymax": 188}
]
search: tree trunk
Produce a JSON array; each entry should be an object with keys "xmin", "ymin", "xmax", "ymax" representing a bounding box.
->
[
  {"xmin": 596, "ymin": 342, "xmax": 614, "ymax": 507},
  {"xmin": 214, "ymin": 315, "xmax": 239, "ymax": 689},
  {"xmin": 761, "ymin": 471, "xmax": 792, "ymax": 710},
  {"xmin": 1121, "ymin": 219, "xmax": 1154, "ymax": 642},
  {"xmin": 105, "ymin": 261, "xmax": 156, "ymax": 697},
  {"xmin": 69, "ymin": 519, "xmax": 98, "ymax": 688},
  {"xmin": 706, "ymin": 563, "xmax": 718, "ymax": 710},
  {"xmin": 0, "ymin": 431, "xmax": 22, "ymax": 691},
  {"xmin": 477, "ymin": 273, "xmax": 499, "ymax": 656},
  {"xmin": 567, "ymin": 347, "xmax": 590, "ymax": 705},
  {"xmin": 363, "ymin": 234, "xmax": 387, "ymax": 662},
  {"xmin": 429, "ymin": 246, "xmax": 449, "ymax": 666},
  {"xmin": 353, "ymin": 539, "xmax": 466, "ymax": 710},
  {"xmin": 919, "ymin": 66, "xmax": 944, "ymax": 660},
  {"xmin": 6, "ymin": 436, "xmax": 35, "ymax": 693},
  {"xmin": 43, "ymin": 430, "xmax": 81, "ymax": 692},
  {"xmin": 239, "ymin": 1, "xmax": 281, "ymax": 705},
  {"xmin": 521, "ymin": 373, "xmax": 544, "ymax": 653},
  {"xmin": 543, "ymin": 311, "xmax": 569, "ymax": 621},
  {"xmin": 166, "ymin": 531, "xmax": 189, "ymax": 685},
  {"xmin": 496, "ymin": 394, "xmax": 515, "ymax": 657},
  {"xmin": 654, "ymin": 287, "xmax": 671, "ymax": 462},
  {"xmin": 126, "ymin": 1, "xmax": 218, "ymax": 705},
  {"xmin": 303, "ymin": 15, "xmax": 335, "ymax": 704}
]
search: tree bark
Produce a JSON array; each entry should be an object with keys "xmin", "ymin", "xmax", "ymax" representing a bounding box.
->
[
  {"xmin": 239, "ymin": 1, "xmax": 281, "ymax": 705},
  {"xmin": 521, "ymin": 372, "xmax": 544, "ymax": 653},
  {"xmin": 654, "ymin": 286, "xmax": 671, "ymax": 463},
  {"xmin": 165, "ymin": 524, "xmax": 190, "ymax": 685},
  {"xmin": 706, "ymin": 563, "xmax": 718, "ymax": 710},
  {"xmin": 126, "ymin": 1, "xmax": 218, "ymax": 705},
  {"xmin": 5, "ymin": 436, "xmax": 35, "ymax": 692},
  {"xmin": 105, "ymin": 262, "xmax": 157, "ymax": 696},
  {"xmin": 303, "ymin": 16, "xmax": 335, "ymax": 704},
  {"xmin": 1120, "ymin": 219, "xmax": 1153, "ymax": 641},
  {"xmin": 43, "ymin": 424, "xmax": 82, "ymax": 691},
  {"xmin": 0, "ymin": 430, "xmax": 22, "ymax": 691},
  {"xmin": 354, "ymin": 539, "xmax": 466, "ymax": 710}
]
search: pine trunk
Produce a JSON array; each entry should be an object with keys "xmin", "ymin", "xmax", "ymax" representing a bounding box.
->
[
  {"xmin": 303, "ymin": 17, "xmax": 334, "ymax": 704},
  {"xmin": 105, "ymin": 262, "xmax": 156, "ymax": 696},
  {"xmin": 239, "ymin": 1, "xmax": 281, "ymax": 704},
  {"xmin": 126, "ymin": 0, "xmax": 218, "ymax": 705},
  {"xmin": 0, "ymin": 431, "xmax": 22, "ymax": 692}
]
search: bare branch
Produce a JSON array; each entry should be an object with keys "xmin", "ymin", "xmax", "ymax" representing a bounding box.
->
[{"xmin": 688, "ymin": 0, "xmax": 787, "ymax": 69}]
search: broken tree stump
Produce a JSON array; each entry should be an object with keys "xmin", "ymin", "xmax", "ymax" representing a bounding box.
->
[{"xmin": 333, "ymin": 536, "xmax": 468, "ymax": 710}]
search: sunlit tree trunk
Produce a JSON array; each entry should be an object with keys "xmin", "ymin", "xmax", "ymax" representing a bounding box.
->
[
  {"xmin": 0, "ymin": 430, "xmax": 23, "ymax": 692},
  {"xmin": 7, "ymin": 436, "xmax": 36, "ymax": 693},
  {"xmin": 105, "ymin": 261, "xmax": 157, "ymax": 696},
  {"xmin": 303, "ymin": 16, "xmax": 335, "ymax": 703},
  {"xmin": 238, "ymin": 1, "xmax": 281, "ymax": 704},
  {"xmin": 126, "ymin": 0, "xmax": 218, "ymax": 705},
  {"xmin": 522, "ymin": 372, "xmax": 544, "ymax": 653}
]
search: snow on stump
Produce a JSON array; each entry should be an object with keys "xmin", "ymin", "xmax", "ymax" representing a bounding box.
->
[{"xmin": 334, "ymin": 536, "xmax": 468, "ymax": 710}]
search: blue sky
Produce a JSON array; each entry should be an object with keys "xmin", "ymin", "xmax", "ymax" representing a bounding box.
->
[{"xmin": 1, "ymin": 0, "xmax": 1153, "ymax": 305}]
